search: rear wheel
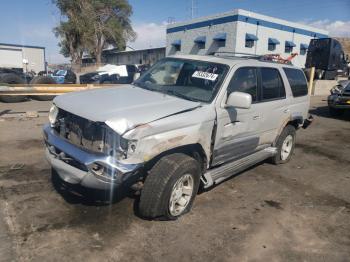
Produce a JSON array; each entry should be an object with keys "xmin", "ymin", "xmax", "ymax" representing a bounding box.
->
[
  {"xmin": 271, "ymin": 125, "xmax": 296, "ymax": 165},
  {"xmin": 0, "ymin": 73, "xmax": 27, "ymax": 103},
  {"xmin": 139, "ymin": 153, "xmax": 200, "ymax": 220}
]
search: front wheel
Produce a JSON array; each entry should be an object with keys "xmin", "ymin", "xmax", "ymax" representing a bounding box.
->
[
  {"xmin": 271, "ymin": 125, "xmax": 296, "ymax": 165},
  {"xmin": 139, "ymin": 153, "xmax": 200, "ymax": 220}
]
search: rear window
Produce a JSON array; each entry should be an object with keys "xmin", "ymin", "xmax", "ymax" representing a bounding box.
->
[
  {"xmin": 283, "ymin": 68, "xmax": 308, "ymax": 97},
  {"xmin": 261, "ymin": 68, "xmax": 285, "ymax": 100}
]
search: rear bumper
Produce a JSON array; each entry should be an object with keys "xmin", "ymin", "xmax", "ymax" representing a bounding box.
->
[{"xmin": 43, "ymin": 124, "xmax": 142, "ymax": 190}]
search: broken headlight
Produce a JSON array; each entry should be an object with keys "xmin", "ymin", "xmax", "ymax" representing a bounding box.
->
[
  {"xmin": 330, "ymin": 85, "xmax": 342, "ymax": 95},
  {"xmin": 120, "ymin": 137, "xmax": 138, "ymax": 156},
  {"xmin": 104, "ymin": 128, "xmax": 137, "ymax": 159},
  {"xmin": 48, "ymin": 104, "xmax": 58, "ymax": 126}
]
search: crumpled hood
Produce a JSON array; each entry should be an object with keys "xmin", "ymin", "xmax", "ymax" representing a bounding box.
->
[{"xmin": 54, "ymin": 85, "xmax": 201, "ymax": 134}]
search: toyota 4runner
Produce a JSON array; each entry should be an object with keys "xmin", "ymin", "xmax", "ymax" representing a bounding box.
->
[{"xmin": 43, "ymin": 54, "xmax": 312, "ymax": 220}]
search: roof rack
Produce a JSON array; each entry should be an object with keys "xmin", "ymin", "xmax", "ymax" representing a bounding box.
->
[
  {"xmin": 213, "ymin": 51, "xmax": 297, "ymax": 65},
  {"xmin": 213, "ymin": 51, "xmax": 260, "ymax": 59}
]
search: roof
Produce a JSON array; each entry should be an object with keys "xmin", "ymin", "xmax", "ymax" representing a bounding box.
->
[
  {"xmin": 167, "ymin": 54, "xmax": 298, "ymax": 69},
  {"xmin": 167, "ymin": 9, "xmax": 328, "ymax": 38},
  {"xmin": 0, "ymin": 43, "xmax": 45, "ymax": 49}
]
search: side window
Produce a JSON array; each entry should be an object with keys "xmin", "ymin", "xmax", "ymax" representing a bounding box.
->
[
  {"xmin": 260, "ymin": 68, "xmax": 286, "ymax": 100},
  {"xmin": 227, "ymin": 67, "xmax": 258, "ymax": 102},
  {"xmin": 283, "ymin": 68, "xmax": 308, "ymax": 97}
]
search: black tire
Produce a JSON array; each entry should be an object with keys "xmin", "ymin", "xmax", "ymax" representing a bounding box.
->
[
  {"xmin": 0, "ymin": 73, "xmax": 27, "ymax": 103},
  {"xmin": 329, "ymin": 107, "xmax": 345, "ymax": 117},
  {"xmin": 139, "ymin": 153, "xmax": 201, "ymax": 220},
  {"xmin": 270, "ymin": 125, "xmax": 296, "ymax": 165},
  {"xmin": 30, "ymin": 76, "xmax": 56, "ymax": 101}
]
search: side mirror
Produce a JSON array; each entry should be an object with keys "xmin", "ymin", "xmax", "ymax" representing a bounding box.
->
[{"xmin": 226, "ymin": 91, "xmax": 252, "ymax": 109}]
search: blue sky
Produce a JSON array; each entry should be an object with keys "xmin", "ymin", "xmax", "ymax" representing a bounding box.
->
[{"xmin": 1, "ymin": 0, "xmax": 349, "ymax": 63}]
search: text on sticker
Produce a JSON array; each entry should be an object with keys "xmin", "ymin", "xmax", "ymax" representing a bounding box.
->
[{"xmin": 192, "ymin": 71, "xmax": 218, "ymax": 81}]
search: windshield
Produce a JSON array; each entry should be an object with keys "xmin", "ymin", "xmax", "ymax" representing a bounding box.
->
[
  {"xmin": 134, "ymin": 58, "xmax": 229, "ymax": 102},
  {"xmin": 55, "ymin": 70, "xmax": 66, "ymax": 76}
]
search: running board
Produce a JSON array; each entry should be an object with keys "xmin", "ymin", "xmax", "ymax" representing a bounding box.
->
[{"xmin": 202, "ymin": 147, "xmax": 277, "ymax": 188}]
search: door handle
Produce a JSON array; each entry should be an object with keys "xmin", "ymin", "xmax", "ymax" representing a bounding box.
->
[{"xmin": 253, "ymin": 115, "xmax": 260, "ymax": 120}]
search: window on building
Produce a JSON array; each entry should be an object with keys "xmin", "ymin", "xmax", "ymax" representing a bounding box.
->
[
  {"xmin": 261, "ymin": 68, "xmax": 286, "ymax": 100},
  {"xmin": 171, "ymin": 40, "xmax": 181, "ymax": 52},
  {"xmin": 268, "ymin": 38, "xmax": 280, "ymax": 51},
  {"xmin": 268, "ymin": 43, "xmax": 276, "ymax": 51},
  {"xmin": 300, "ymin": 44, "xmax": 308, "ymax": 55},
  {"xmin": 197, "ymin": 42, "xmax": 205, "ymax": 49},
  {"xmin": 213, "ymin": 33, "xmax": 226, "ymax": 47},
  {"xmin": 194, "ymin": 36, "xmax": 206, "ymax": 49},
  {"xmin": 245, "ymin": 40, "xmax": 255, "ymax": 48},
  {"xmin": 285, "ymin": 46, "xmax": 293, "ymax": 53},
  {"xmin": 285, "ymin": 41, "xmax": 296, "ymax": 53},
  {"xmin": 245, "ymin": 33, "xmax": 258, "ymax": 48},
  {"xmin": 283, "ymin": 68, "xmax": 308, "ymax": 97},
  {"xmin": 227, "ymin": 67, "xmax": 258, "ymax": 102}
]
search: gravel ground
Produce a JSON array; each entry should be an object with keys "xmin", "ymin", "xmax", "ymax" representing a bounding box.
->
[{"xmin": 0, "ymin": 96, "xmax": 349, "ymax": 261}]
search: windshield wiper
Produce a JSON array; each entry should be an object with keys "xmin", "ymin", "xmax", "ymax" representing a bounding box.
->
[{"xmin": 165, "ymin": 90, "xmax": 200, "ymax": 102}]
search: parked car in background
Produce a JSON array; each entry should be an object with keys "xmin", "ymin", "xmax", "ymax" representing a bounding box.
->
[
  {"xmin": 79, "ymin": 64, "xmax": 138, "ymax": 84},
  {"xmin": 51, "ymin": 69, "xmax": 76, "ymax": 84},
  {"xmin": 328, "ymin": 80, "xmax": 350, "ymax": 116}
]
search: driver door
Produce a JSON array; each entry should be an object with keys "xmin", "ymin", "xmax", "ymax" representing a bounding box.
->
[{"xmin": 212, "ymin": 67, "xmax": 263, "ymax": 166}]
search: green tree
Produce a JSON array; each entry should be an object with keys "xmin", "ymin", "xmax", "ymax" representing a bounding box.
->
[
  {"xmin": 53, "ymin": 0, "xmax": 136, "ymax": 65},
  {"xmin": 53, "ymin": 20, "xmax": 85, "ymax": 65}
]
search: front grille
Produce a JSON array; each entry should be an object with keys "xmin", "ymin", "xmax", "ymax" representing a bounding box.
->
[{"xmin": 54, "ymin": 109, "xmax": 107, "ymax": 153}]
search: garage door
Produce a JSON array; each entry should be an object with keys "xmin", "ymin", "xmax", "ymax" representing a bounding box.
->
[{"xmin": 0, "ymin": 48, "xmax": 23, "ymax": 69}]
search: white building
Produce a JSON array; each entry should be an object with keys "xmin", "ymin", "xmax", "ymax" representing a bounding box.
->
[
  {"xmin": 0, "ymin": 43, "xmax": 46, "ymax": 73},
  {"xmin": 166, "ymin": 9, "xmax": 328, "ymax": 68}
]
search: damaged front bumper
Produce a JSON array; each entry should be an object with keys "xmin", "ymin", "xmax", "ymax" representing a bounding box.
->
[
  {"xmin": 43, "ymin": 124, "xmax": 142, "ymax": 190},
  {"xmin": 328, "ymin": 95, "xmax": 350, "ymax": 109}
]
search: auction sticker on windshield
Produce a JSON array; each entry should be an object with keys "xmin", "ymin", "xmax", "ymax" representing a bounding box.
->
[{"xmin": 192, "ymin": 71, "xmax": 218, "ymax": 81}]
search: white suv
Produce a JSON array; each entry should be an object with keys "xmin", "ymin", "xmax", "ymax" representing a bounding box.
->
[{"xmin": 44, "ymin": 54, "xmax": 312, "ymax": 220}]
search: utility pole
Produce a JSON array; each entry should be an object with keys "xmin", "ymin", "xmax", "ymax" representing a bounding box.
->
[{"xmin": 190, "ymin": 0, "xmax": 197, "ymax": 19}]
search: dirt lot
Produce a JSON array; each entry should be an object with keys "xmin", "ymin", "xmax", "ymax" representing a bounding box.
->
[{"xmin": 0, "ymin": 97, "xmax": 349, "ymax": 262}]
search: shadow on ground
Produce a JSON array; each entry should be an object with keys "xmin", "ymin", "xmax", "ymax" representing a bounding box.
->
[
  {"xmin": 309, "ymin": 106, "xmax": 350, "ymax": 121},
  {"xmin": 51, "ymin": 169, "xmax": 137, "ymax": 207}
]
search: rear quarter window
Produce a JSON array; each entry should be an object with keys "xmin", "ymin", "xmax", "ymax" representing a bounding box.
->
[
  {"xmin": 260, "ymin": 68, "xmax": 286, "ymax": 101},
  {"xmin": 283, "ymin": 68, "xmax": 308, "ymax": 97}
]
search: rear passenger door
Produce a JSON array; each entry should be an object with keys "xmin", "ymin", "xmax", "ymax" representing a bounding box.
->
[
  {"xmin": 282, "ymin": 67, "xmax": 310, "ymax": 121},
  {"xmin": 256, "ymin": 67, "xmax": 291, "ymax": 144}
]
